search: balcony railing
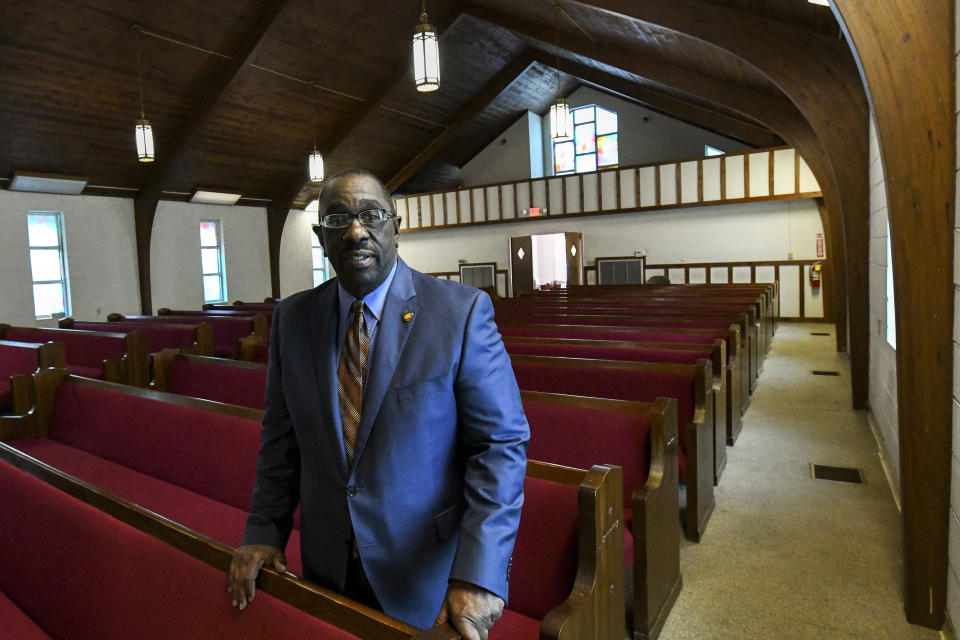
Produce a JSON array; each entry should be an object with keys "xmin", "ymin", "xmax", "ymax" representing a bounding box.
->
[{"xmin": 393, "ymin": 146, "xmax": 822, "ymax": 233}]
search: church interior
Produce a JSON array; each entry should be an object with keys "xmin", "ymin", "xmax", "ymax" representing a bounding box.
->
[{"xmin": 0, "ymin": 1, "xmax": 955, "ymax": 638}]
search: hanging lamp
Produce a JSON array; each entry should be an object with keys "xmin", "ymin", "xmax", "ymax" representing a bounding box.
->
[
  {"xmin": 133, "ymin": 27, "xmax": 155, "ymax": 162},
  {"xmin": 308, "ymin": 86, "xmax": 324, "ymax": 182},
  {"xmin": 413, "ymin": 0, "xmax": 440, "ymax": 92},
  {"xmin": 550, "ymin": 19, "xmax": 572, "ymax": 142}
]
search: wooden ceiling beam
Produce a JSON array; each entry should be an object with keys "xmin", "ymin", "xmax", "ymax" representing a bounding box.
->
[
  {"xmin": 133, "ymin": 0, "xmax": 293, "ymax": 314},
  {"xmin": 568, "ymin": 0, "xmax": 871, "ymax": 409},
  {"xmin": 532, "ymin": 51, "xmax": 784, "ymax": 149},
  {"xmin": 832, "ymin": 0, "xmax": 954, "ymax": 628},
  {"xmin": 386, "ymin": 50, "xmax": 538, "ymax": 192}
]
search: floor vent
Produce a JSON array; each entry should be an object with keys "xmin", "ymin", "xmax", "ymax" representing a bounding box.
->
[
  {"xmin": 810, "ymin": 332, "xmax": 831, "ymax": 336},
  {"xmin": 812, "ymin": 370, "xmax": 840, "ymax": 376},
  {"xmin": 811, "ymin": 464, "xmax": 864, "ymax": 484}
]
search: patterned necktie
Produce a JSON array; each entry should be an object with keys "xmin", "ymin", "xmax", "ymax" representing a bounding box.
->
[{"xmin": 338, "ymin": 299, "xmax": 369, "ymax": 465}]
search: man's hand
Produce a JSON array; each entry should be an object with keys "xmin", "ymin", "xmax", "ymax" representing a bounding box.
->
[
  {"xmin": 228, "ymin": 544, "xmax": 287, "ymax": 610},
  {"xmin": 434, "ymin": 580, "xmax": 505, "ymax": 640}
]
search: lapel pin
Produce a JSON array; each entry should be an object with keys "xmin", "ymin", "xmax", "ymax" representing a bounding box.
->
[{"xmin": 402, "ymin": 310, "xmax": 414, "ymax": 323}]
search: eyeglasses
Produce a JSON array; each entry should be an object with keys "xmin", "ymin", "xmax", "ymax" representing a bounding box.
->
[{"xmin": 318, "ymin": 208, "xmax": 397, "ymax": 229}]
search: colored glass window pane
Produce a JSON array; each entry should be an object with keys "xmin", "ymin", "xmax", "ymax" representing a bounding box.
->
[
  {"xmin": 575, "ymin": 154, "xmax": 597, "ymax": 173},
  {"xmin": 597, "ymin": 134, "xmax": 619, "ymax": 167},
  {"xmin": 575, "ymin": 123, "xmax": 596, "ymax": 154},
  {"xmin": 312, "ymin": 248, "xmax": 325, "ymax": 269},
  {"xmin": 28, "ymin": 214, "xmax": 60, "ymax": 247},
  {"xmin": 203, "ymin": 275, "xmax": 222, "ymax": 303},
  {"xmin": 554, "ymin": 141, "xmax": 575, "ymax": 174},
  {"xmin": 200, "ymin": 221, "xmax": 219, "ymax": 247},
  {"xmin": 30, "ymin": 249, "xmax": 62, "ymax": 281},
  {"xmin": 33, "ymin": 283, "xmax": 65, "ymax": 317},
  {"xmin": 573, "ymin": 106, "xmax": 594, "ymax": 124},
  {"xmin": 201, "ymin": 248, "xmax": 220, "ymax": 275},
  {"xmin": 596, "ymin": 108, "xmax": 617, "ymax": 135}
]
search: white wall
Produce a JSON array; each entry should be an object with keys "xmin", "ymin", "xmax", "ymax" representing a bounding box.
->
[
  {"xmin": 459, "ymin": 112, "xmax": 541, "ymax": 188},
  {"xmin": 540, "ymin": 86, "xmax": 753, "ymax": 176},
  {"xmin": 279, "ymin": 207, "xmax": 317, "ymax": 298},
  {"xmin": 948, "ymin": 4, "xmax": 960, "ymax": 627},
  {"xmin": 866, "ymin": 115, "xmax": 900, "ymax": 495},
  {"xmin": 0, "ymin": 190, "xmax": 140, "ymax": 326},
  {"xmin": 398, "ymin": 198, "xmax": 823, "ymax": 291},
  {"xmin": 150, "ymin": 201, "xmax": 271, "ymax": 310}
]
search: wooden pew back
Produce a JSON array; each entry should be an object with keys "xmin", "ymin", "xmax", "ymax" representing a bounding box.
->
[{"xmin": 152, "ymin": 350, "xmax": 267, "ymax": 409}]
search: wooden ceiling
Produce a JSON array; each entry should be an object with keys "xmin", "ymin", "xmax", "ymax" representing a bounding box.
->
[{"xmin": 0, "ymin": 0, "xmax": 845, "ymax": 207}]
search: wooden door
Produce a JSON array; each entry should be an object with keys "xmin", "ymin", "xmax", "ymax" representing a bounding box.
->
[
  {"xmin": 510, "ymin": 235, "xmax": 534, "ymax": 297},
  {"xmin": 565, "ymin": 232, "xmax": 584, "ymax": 286}
]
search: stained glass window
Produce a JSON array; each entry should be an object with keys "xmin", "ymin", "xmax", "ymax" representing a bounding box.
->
[
  {"xmin": 311, "ymin": 230, "xmax": 329, "ymax": 287},
  {"xmin": 27, "ymin": 212, "xmax": 70, "ymax": 319},
  {"xmin": 552, "ymin": 105, "xmax": 618, "ymax": 176},
  {"xmin": 200, "ymin": 220, "xmax": 227, "ymax": 303}
]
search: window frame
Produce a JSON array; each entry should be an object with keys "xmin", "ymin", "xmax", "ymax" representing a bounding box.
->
[
  {"xmin": 311, "ymin": 230, "xmax": 329, "ymax": 287},
  {"xmin": 552, "ymin": 104, "xmax": 618, "ymax": 176},
  {"xmin": 27, "ymin": 211, "xmax": 71, "ymax": 320},
  {"xmin": 705, "ymin": 145, "xmax": 725, "ymax": 156},
  {"xmin": 200, "ymin": 219, "xmax": 227, "ymax": 304}
]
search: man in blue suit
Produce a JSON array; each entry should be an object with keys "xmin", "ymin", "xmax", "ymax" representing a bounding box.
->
[{"xmin": 228, "ymin": 169, "xmax": 529, "ymax": 638}]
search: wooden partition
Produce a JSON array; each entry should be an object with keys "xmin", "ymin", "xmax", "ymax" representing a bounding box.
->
[{"xmin": 394, "ymin": 146, "xmax": 821, "ymax": 233}]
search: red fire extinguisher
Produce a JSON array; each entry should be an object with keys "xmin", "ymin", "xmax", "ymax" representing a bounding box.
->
[{"xmin": 810, "ymin": 262, "xmax": 822, "ymax": 289}]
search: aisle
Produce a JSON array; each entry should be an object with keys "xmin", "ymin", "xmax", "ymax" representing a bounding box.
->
[{"xmin": 658, "ymin": 322, "xmax": 939, "ymax": 640}]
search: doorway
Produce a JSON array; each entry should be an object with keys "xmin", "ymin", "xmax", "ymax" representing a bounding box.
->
[{"xmin": 510, "ymin": 231, "xmax": 583, "ymax": 296}]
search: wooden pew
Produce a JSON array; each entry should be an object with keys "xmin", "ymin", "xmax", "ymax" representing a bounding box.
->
[
  {"xmin": 0, "ymin": 340, "xmax": 65, "ymax": 414},
  {"xmin": 522, "ymin": 391, "xmax": 680, "ymax": 640},
  {"xmin": 0, "ymin": 373, "xmax": 622, "ymax": 639},
  {"xmin": 499, "ymin": 322, "xmax": 743, "ymax": 445},
  {"xmin": 495, "ymin": 307, "xmax": 757, "ymax": 400},
  {"xmin": 152, "ymin": 350, "xmax": 267, "ymax": 409},
  {"xmin": 204, "ymin": 301, "xmax": 278, "ymax": 312},
  {"xmin": 0, "ymin": 450, "xmax": 455, "ymax": 640},
  {"xmin": 60, "ymin": 317, "xmax": 214, "ymax": 356},
  {"xmin": 0, "ymin": 324, "xmax": 148, "ymax": 387},
  {"xmin": 110, "ymin": 313, "xmax": 265, "ymax": 360},
  {"xmin": 507, "ymin": 336, "xmax": 727, "ymax": 486},
  {"xmin": 509, "ymin": 353, "xmax": 715, "ymax": 542}
]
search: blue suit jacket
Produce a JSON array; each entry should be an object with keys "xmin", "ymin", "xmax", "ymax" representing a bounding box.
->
[{"xmin": 243, "ymin": 258, "xmax": 529, "ymax": 629}]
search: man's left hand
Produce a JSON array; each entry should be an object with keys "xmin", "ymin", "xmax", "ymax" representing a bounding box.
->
[{"xmin": 434, "ymin": 580, "xmax": 505, "ymax": 640}]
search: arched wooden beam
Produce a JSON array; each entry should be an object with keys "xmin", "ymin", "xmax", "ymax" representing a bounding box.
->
[
  {"xmin": 567, "ymin": 0, "xmax": 870, "ymax": 408},
  {"xmin": 535, "ymin": 53, "xmax": 784, "ymax": 149},
  {"xmin": 464, "ymin": 1, "xmax": 849, "ymax": 347},
  {"xmin": 831, "ymin": 0, "xmax": 954, "ymax": 628},
  {"xmin": 133, "ymin": 0, "xmax": 293, "ymax": 314}
]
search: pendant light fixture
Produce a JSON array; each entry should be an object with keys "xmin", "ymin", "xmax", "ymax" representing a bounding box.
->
[
  {"xmin": 413, "ymin": 0, "xmax": 440, "ymax": 92},
  {"xmin": 133, "ymin": 26, "xmax": 155, "ymax": 162},
  {"xmin": 308, "ymin": 76, "xmax": 324, "ymax": 182},
  {"xmin": 550, "ymin": 20, "xmax": 572, "ymax": 142}
]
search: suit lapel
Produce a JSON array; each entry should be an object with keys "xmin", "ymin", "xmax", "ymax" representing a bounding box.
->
[
  {"xmin": 310, "ymin": 282, "xmax": 348, "ymax": 476},
  {"xmin": 351, "ymin": 260, "xmax": 418, "ymax": 469}
]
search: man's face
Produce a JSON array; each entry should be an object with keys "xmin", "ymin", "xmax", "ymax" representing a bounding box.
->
[{"xmin": 317, "ymin": 174, "xmax": 400, "ymax": 298}]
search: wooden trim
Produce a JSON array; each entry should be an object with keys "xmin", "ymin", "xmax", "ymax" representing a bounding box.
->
[
  {"xmin": 768, "ymin": 149, "xmax": 775, "ymax": 196},
  {"xmin": 798, "ymin": 264, "xmax": 806, "ymax": 319},
  {"xmin": 654, "ymin": 164, "xmax": 662, "ymax": 206},
  {"xmin": 743, "ymin": 151, "xmax": 750, "ymax": 198},
  {"xmin": 697, "ymin": 159, "xmax": 704, "ymax": 202},
  {"xmin": 720, "ymin": 155, "xmax": 727, "ymax": 200}
]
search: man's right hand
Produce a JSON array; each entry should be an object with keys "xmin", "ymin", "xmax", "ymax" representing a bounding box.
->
[{"xmin": 228, "ymin": 544, "xmax": 287, "ymax": 610}]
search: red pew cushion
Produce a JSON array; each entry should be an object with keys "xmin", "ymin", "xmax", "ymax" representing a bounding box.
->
[
  {"xmin": 0, "ymin": 380, "xmax": 12, "ymax": 407},
  {"xmin": 4, "ymin": 328, "xmax": 125, "ymax": 369},
  {"xmin": 0, "ymin": 589, "xmax": 51, "ymax": 640},
  {"xmin": 508, "ymin": 476, "xmax": 578, "ymax": 621},
  {"xmin": 0, "ymin": 460, "xmax": 356, "ymax": 640},
  {"xmin": 73, "ymin": 321, "xmax": 195, "ymax": 354},
  {"xmin": 506, "ymin": 341, "xmax": 703, "ymax": 365},
  {"xmin": 488, "ymin": 608, "xmax": 541, "ymax": 639},
  {"xmin": 7, "ymin": 438, "xmax": 303, "ymax": 577},
  {"xmin": 0, "ymin": 342, "xmax": 42, "ymax": 382},
  {"xmin": 48, "ymin": 379, "xmax": 261, "ymax": 512},
  {"xmin": 511, "ymin": 358, "xmax": 692, "ymax": 482},
  {"xmin": 167, "ymin": 358, "xmax": 266, "ymax": 410}
]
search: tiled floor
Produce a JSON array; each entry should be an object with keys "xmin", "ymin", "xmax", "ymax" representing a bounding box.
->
[{"xmin": 658, "ymin": 322, "xmax": 941, "ymax": 640}]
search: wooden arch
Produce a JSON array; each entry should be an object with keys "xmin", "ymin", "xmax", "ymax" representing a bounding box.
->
[{"xmin": 832, "ymin": 0, "xmax": 955, "ymax": 628}]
